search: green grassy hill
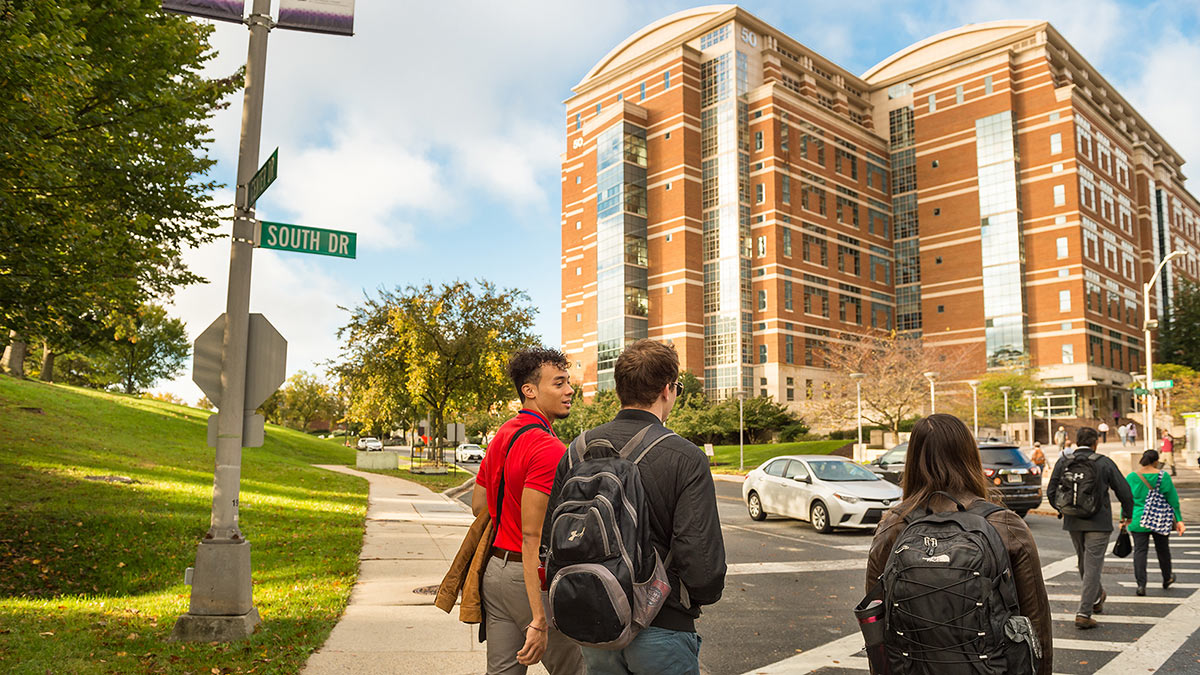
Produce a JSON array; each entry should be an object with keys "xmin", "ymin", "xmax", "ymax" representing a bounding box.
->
[{"xmin": 0, "ymin": 375, "xmax": 366, "ymax": 674}]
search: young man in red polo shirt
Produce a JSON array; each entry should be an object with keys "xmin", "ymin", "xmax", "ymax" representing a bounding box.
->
[{"xmin": 472, "ymin": 347, "xmax": 583, "ymax": 674}]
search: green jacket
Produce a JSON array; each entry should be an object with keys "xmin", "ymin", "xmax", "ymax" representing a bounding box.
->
[{"xmin": 1125, "ymin": 470, "xmax": 1182, "ymax": 532}]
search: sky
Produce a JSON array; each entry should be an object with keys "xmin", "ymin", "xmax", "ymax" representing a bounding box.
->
[{"xmin": 157, "ymin": 0, "xmax": 1200, "ymax": 404}]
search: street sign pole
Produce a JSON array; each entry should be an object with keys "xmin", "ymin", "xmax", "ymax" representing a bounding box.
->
[{"xmin": 173, "ymin": 0, "xmax": 271, "ymax": 642}]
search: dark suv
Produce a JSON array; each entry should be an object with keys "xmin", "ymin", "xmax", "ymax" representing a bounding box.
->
[{"xmin": 866, "ymin": 442, "xmax": 1043, "ymax": 517}]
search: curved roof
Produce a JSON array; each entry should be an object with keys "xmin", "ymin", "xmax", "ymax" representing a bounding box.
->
[
  {"xmin": 574, "ymin": 5, "xmax": 735, "ymax": 93},
  {"xmin": 862, "ymin": 20, "xmax": 1044, "ymax": 83}
]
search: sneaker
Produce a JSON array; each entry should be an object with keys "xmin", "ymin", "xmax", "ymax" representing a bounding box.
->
[
  {"xmin": 1164, "ymin": 574, "xmax": 1176, "ymax": 589},
  {"xmin": 1136, "ymin": 585, "xmax": 1146, "ymax": 596},
  {"xmin": 1093, "ymin": 590, "xmax": 1107, "ymax": 614},
  {"xmin": 1075, "ymin": 615, "xmax": 1098, "ymax": 629}
]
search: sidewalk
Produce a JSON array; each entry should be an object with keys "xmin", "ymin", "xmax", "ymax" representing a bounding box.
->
[{"xmin": 303, "ymin": 465, "xmax": 549, "ymax": 675}]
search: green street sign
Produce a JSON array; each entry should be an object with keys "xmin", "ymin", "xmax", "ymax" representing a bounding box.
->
[
  {"xmin": 1153, "ymin": 379, "xmax": 1174, "ymax": 390},
  {"xmin": 245, "ymin": 148, "xmax": 278, "ymax": 209},
  {"xmin": 258, "ymin": 221, "xmax": 356, "ymax": 259},
  {"xmin": 1133, "ymin": 387, "xmax": 1149, "ymax": 395}
]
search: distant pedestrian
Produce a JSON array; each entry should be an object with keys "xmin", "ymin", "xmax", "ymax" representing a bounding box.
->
[
  {"xmin": 472, "ymin": 348, "xmax": 583, "ymax": 674},
  {"xmin": 1161, "ymin": 431, "xmax": 1176, "ymax": 477},
  {"xmin": 1054, "ymin": 425, "xmax": 1068, "ymax": 451},
  {"xmin": 1030, "ymin": 442, "xmax": 1046, "ymax": 472},
  {"xmin": 864, "ymin": 414, "xmax": 1052, "ymax": 673},
  {"xmin": 1048, "ymin": 427, "xmax": 1134, "ymax": 629},
  {"xmin": 1126, "ymin": 449, "xmax": 1184, "ymax": 596},
  {"xmin": 1098, "ymin": 421, "xmax": 1109, "ymax": 443},
  {"xmin": 1129, "ymin": 424, "xmax": 1138, "ymax": 446},
  {"xmin": 1118, "ymin": 423, "xmax": 1129, "ymax": 447}
]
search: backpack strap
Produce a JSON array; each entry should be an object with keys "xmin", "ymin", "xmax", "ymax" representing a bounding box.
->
[
  {"xmin": 566, "ymin": 429, "xmax": 588, "ymax": 469},
  {"xmin": 617, "ymin": 425, "xmax": 654, "ymax": 460},
  {"xmin": 625, "ymin": 426, "xmax": 678, "ymax": 465},
  {"xmin": 493, "ymin": 423, "xmax": 545, "ymax": 542}
]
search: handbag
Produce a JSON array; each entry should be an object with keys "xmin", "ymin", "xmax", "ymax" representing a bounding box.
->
[
  {"xmin": 1137, "ymin": 471, "xmax": 1175, "ymax": 535},
  {"xmin": 1112, "ymin": 525, "xmax": 1131, "ymax": 558}
]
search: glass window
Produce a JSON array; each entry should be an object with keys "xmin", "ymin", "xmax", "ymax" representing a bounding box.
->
[
  {"xmin": 756, "ymin": 183, "xmax": 765, "ymax": 204},
  {"xmin": 781, "ymin": 175, "xmax": 791, "ymax": 205},
  {"xmin": 1050, "ymin": 133, "xmax": 1062, "ymax": 154},
  {"xmin": 785, "ymin": 335, "xmax": 794, "ymax": 363},
  {"xmin": 1056, "ymin": 236, "xmax": 1068, "ymax": 258},
  {"xmin": 1062, "ymin": 343, "xmax": 1074, "ymax": 364},
  {"xmin": 984, "ymin": 75, "xmax": 993, "ymax": 95},
  {"xmin": 758, "ymin": 289, "xmax": 766, "ymax": 310},
  {"xmin": 783, "ymin": 460, "xmax": 808, "ymax": 480},
  {"xmin": 1059, "ymin": 289, "xmax": 1071, "ymax": 312},
  {"xmin": 763, "ymin": 459, "xmax": 787, "ymax": 476},
  {"xmin": 783, "ymin": 228, "xmax": 792, "ymax": 256},
  {"xmin": 757, "ymin": 235, "xmax": 766, "ymax": 257},
  {"xmin": 1053, "ymin": 184, "xmax": 1065, "ymax": 207},
  {"xmin": 810, "ymin": 460, "xmax": 877, "ymax": 481},
  {"xmin": 759, "ymin": 344, "xmax": 767, "ymax": 363},
  {"xmin": 664, "ymin": 71, "xmax": 670, "ymax": 89},
  {"xmin": 928, "ymin": 93, "xmax": 936, "ymax": 112},
  {"xmin": 640, "ymin": 82, "xmax": 646, "ymax": 101},
  {"xmin": 575, "ymin": 114, "xmax": 581, "ymax": 131},
  {"xmin": 755, "ymin": 131, "xmax": 763, "ymax": 151},
  {"xmin": 784, "ymin": 281, "xmax": 793, "ymax": 311},
  {"xmin": 955, "ymin": 85, "xmax": 964, "ymax": 105},
  {"xmin": 596, "ymin": 103, "xmax": 602, "ymax": 114}
]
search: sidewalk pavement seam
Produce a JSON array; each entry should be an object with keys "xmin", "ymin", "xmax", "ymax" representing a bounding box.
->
[{"xmin": 304, "ymin": 464, "xmax": 553, "ymax": 675}]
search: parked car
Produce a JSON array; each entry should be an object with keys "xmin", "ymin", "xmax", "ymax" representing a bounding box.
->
[
  {"xmin": 866, "ymin": 442, "xmax": 1043, "ymax": 517},
  {"xmin": 455, "ymin": 443, "xmax": 485, "ymax": 463},
  {"xmin": 357, "ymin": 436, "xmax": 383, "ymax": 451},
  {"xmin": 742, "ymin": 455, "xmax": 903, "ymax": 533}
]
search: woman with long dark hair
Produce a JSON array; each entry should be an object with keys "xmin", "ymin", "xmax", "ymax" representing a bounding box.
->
[{"xmin": 865, "ymin": 414, "xmax": 1053, "ymax": 673}]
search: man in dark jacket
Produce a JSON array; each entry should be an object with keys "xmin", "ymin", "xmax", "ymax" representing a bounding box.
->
[
  {"xmin": 543, "ymin": 339, "xmax": 726, "ymax": 674},
  {"xmin": 1047, "ymin": 426, "xmax": 1134, "ymax": 629}
]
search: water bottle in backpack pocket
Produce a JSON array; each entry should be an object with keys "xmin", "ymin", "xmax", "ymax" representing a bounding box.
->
[
  {"xmin": 545, "ymin": 426, "xmax": 676, "ymax": 650},
  {"xmin": 860, "ymin": 492, "xmax": 1039, "ymax": 674}
]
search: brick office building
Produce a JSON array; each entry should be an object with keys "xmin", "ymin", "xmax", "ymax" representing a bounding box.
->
[{"xmin": 561, "ymin": 5, "xmax": 1200, "ymax": 419}]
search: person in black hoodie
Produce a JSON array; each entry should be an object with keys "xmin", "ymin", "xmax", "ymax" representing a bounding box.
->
[
  {"xmin": 1047, "ymin": 426, "xmax": 1134, "ymax": 629},
  {"xmin": 543, "ymin": 339, "xmax": 726, "ymax": 675}
]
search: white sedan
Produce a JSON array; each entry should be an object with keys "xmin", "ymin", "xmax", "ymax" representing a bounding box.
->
[
  {"xmin": 455, "ymin": 443, "xmax": 486, "ymax": 463},
  {"xmin": 356, "ymin": 437, "xmax": 383, "ymax": 451},
  {"xmin": 742, "ymin": 455, "xmax": 902, "ymax": 533}
]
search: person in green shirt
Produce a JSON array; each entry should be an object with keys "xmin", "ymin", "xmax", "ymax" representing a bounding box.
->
[{"xmin": 1125, "ymin": 449, "xmax": 1186, "ymax": 596}]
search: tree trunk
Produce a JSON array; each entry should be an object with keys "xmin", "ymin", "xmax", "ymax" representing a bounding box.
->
[
  {"xmin": 39, "ymin": 345, "xmax": 54, "ymax": 382},
  {"xmin": 2, "ymin": 331, "xmax": 27, "ymax": 377}
]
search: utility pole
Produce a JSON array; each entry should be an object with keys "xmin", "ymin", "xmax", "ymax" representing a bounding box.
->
[{"xmin": 172, "ymin": 0, "xmax": 272, "ymax": 641}]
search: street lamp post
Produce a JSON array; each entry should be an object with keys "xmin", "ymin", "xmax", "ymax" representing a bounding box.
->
[
  {"xmin": 850, "ymin": 373, "xmax": 866, "ymax": 460},
  {"xmin": 1045, "ymin": 392, "xmax": 1053, "ymax": 447},
  {"xmin": 923, "ymin": 371, "xmax": 939, "ymax": 414},
  {"xmin": 967, "ymin": 380, "xmax": 979, "ymax": 439},
  {"xmin": 999, "ymin": 386, "xmax": 1013, "ymax": 441},
  {"xmin": 1024, "ymin": 390, "xmax": 1034, "ymax": 448},
  {"xmin": 1143, "ymin": 249, "xmax": 1187, "ymax": 453},
  {"xmin": 737, "ymin": 390, "xmax": 747, "ymax": 472}
]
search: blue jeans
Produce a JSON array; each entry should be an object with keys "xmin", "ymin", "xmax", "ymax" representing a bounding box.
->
[{"xmin": 582, "ymin": 626, "xmax": 702, "ymax": 675}]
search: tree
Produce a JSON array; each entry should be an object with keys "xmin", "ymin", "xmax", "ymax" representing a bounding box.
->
[
  {"xmin": 90, "ymin": 304, "xmax": 189, "ymax": 395},
  {"xmin": 197, "ymin": 396, "xmax": 215, "ymax": 411},
  {"xmin": 1158, "ymin": 278, "xmax": 1200, "ymax": 370},
  {"xmin": 741, "ymin": 396, "xmax": 802, "ymax": 443},
  {"xmin": 1151, "ymin": 363, "xmax": 1200, "ymax": 423},
  {"xmin": 280, "ymin": 371, "xmax": 336, "ymax": 431},
  {"xmin": 1, "ymin": 2, "xmax": 239, "ymax": 350},
  {"xmin": 553, "ymin": 389, "xmax": 621, "ymax": 443},
  {"xmin": 811, "ymin": 333, "xmax": 970, "ymax": 434},
  {"xmin": 337, "ymin": 281, "xmax": 539, "ymax": 462}
]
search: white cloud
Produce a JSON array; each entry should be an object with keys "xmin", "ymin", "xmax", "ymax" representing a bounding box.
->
[{"xmin": 1122, "ymin": 31, "xmax": 1200, "ymax": 176}]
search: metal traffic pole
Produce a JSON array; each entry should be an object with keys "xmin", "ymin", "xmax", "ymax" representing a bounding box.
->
[{"xmin": 173, "ymin": 0, "xmax": 272, "ymax": 641}]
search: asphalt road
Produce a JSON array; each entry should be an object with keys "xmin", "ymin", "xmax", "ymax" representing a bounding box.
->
[{"xmin": 700, "ymin": 478, "xmax": 1200, "ymax": 675}]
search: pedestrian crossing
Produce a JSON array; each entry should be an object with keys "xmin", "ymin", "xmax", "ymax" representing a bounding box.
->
[{"xmin": 741, "ymin": 537, "xmax": 1200, "ymax": 674}]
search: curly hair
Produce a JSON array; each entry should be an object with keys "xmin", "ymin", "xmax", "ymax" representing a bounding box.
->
[{"xmin": 507, "ymin": 347, "xmax": 569, "ymax": 402}]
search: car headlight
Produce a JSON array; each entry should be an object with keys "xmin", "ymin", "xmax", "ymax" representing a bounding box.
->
[{"xmin": 833, "ymin": 492, "xmax": 861, "ymax": 504}]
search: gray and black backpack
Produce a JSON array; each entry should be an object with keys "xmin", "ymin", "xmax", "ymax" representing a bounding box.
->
[
  {"xmin": 1053, "ymin": 452, "xmax": 1103, "ymax": 517},
  {"xmin": 876, "ymin": 493, "xmax": 1040, "ymax": 674},
  {"xmin": 544, "ymin": 425, "xmax": 675, "ymax": 650}
]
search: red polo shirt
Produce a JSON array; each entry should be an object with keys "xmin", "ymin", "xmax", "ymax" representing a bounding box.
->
[{"xmin": 477, "ymin": 410, "xmax": 566, "ymax": 552}]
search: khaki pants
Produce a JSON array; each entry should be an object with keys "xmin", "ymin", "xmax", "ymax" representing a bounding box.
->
[{"xmin": 482, "ymin": 557, "xmax": 584, "ymax": 675}]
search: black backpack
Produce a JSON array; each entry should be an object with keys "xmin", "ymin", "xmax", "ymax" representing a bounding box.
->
[
  {"xmin": 1053, "ymin": 452, "xmax": 1103, "ymax": 517},
  {"xmin": 875, "ymin": 493, "xmax": 1040, "ymax": 674},
  {"xmin": 544, "ymin": 425, "xmax": 675, "ymax": 650}
]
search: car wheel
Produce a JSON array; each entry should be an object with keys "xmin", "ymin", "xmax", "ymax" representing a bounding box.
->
[
  {"xmin": 1014, "ymin": 508, "xmax": 1029, "ymax": 518},
  {"xmin": 810, "ymin": 501, "xmax": 832, "ymax": 533},
  {"xmin": 747, "ymin": 491, "xmax": 767, "ymax": 521}
]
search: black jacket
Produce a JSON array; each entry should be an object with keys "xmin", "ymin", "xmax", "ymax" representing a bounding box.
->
[
  {"xmin": 1046, "ymin": 448, "xmax": 1134, "ymax": 531},
  {"xmin": 543, "ymin": 408, "xmax": 726, "ymax": 632}
]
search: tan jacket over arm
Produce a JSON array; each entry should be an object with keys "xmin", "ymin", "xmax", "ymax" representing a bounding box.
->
[
  {"xmin": 866, "ymin": 498, "xmax": 1053, "ymax": 675},
  {"xmin": 435, "ymin": 510, "xmax": 493, "ymax": 623}
]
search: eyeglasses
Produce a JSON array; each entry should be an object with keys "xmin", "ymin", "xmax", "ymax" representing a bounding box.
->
[{"xmin": 670, "ymin": 381, "xmax": 684, "ymax": 396}]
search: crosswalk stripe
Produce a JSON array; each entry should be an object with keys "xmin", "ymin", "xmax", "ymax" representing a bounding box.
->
[
  {"xmin": 1051, "ymin": 612, "xmax": 1159, "ymax": 624},
  {"xmin": 727, "ymin": 559, "xmax": 866, "ymax": 576},
  {"xmin": 1116, "ymin": 580, "xmax": 1200, "ymax": 589},
  {"xmin": 1046, "ymin": 593, "xmax": 1179, "ymax": 604},
  {"xmin": 1055, "ymin": 638, "xmax": 1131, "ymax": 651},
  {"xmin": 1095, "ymin": 588, "xmax": 1200, "ymax": 673}
]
